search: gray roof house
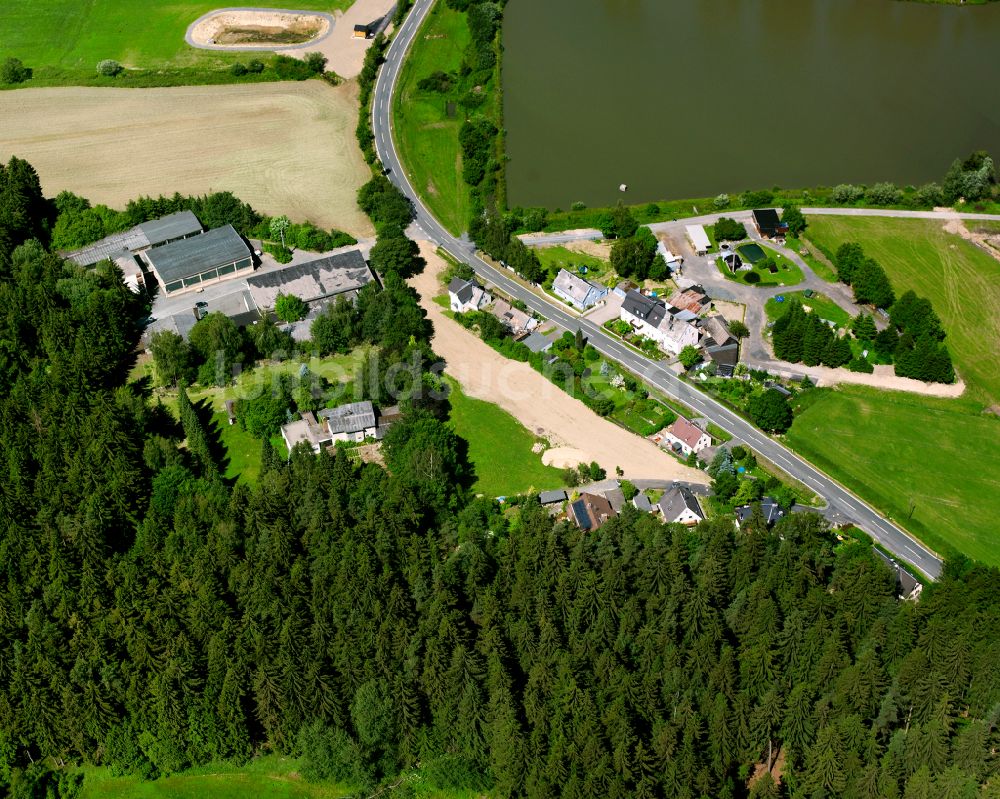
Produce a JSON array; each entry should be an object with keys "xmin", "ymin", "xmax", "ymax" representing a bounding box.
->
[
  {"xmin": 247, "ymin": 250, "xmax": 376, "ymax": 310},
  {"xmin": 64, "ymin": 210, "xmax": 203, "ymax": 267},
  {"xmin": 281, "ymin": 400, "xmax": 397, "ymax": 453},
  {"xmin": 143, "ymin": 224, "xmax": 253, "ymax": 295},
  {"xmin": 319, "ymin": 401, "xmax": 378, "ymax": 439},
  {"xmin": 552, "ymin": 269, "xmax": 609, "ymax": 310},
  {"xmin": 633, "ymin": 493, "xmax": 653, "ymax": 512},
  {"xmin": 448, "ymin": 277, "xmax": 490, "ymax": 313},
  {"xmin": 658, "ymin": 485, "xmax": 705, "ymax": 526},
  {"xmin": 735, "ymin": 497, "xmax": 786, "ymax": 529}
]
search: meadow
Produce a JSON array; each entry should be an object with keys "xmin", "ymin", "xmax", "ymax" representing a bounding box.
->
[
  {"xmin": 804, "ymin": 215, "xmax": 1000, "ymax": 403},
  {"xmin": 446, "ymin": 379, "xmax": 564, "ymax": 497},
  {"xmin": 787, "ymin": 215, "xmax": 1000, "ymax": 564},
  {"xmin": 392, "ymin": 2, "xmax": 474, "ymax": 235},
  {"xmin": 0, "ymin": 0, "xmax": 351, "ymax": 75}
]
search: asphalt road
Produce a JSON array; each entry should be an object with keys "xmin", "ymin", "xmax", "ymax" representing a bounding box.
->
[{"xmin": 371, "ymin": 0, "xmax": 943, "ymax": 579}]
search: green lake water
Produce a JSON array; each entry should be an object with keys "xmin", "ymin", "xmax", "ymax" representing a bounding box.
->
[{"xmin": 502, "ymin": 0, "xmax": 1000, "ymax": 209}]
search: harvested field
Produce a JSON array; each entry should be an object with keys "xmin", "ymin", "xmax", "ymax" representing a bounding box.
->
[
  {"xmin": 0, "ymin": 82, "xmax": 373, "ymax": 237},
  {"xmin": 411, "ymin": 243, "xmax": 708, "ymax": 484}
]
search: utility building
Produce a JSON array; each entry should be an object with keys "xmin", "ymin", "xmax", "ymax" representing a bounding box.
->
[{"xmin": 143, "ymin": 224, "xmax": 253, "ymax": 295}]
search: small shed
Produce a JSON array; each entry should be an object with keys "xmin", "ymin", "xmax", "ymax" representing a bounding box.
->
[
  {"xmin": 685, "ymin": 225, "xmax": 711, "ymax": 256},
  {"xmin": 353, "ymin": 23, "xmax": 371, "ymax": 39},
  {"xmin": 539, "ymin": 489, "xmax": 567, "ymax": 506}
]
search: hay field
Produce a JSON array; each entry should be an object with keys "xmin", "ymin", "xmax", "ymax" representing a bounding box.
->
[{"xmin": 0, "ymin": 81, "xmax": 374, "ymax": 237}]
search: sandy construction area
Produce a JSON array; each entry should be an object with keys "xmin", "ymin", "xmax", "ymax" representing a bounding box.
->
[
  {"xmin": 285, "ymin": 0, "xmax": 398, "ymax": 79},
  {"xmin": 188, "ymin": 10, "xmax": 331, "ymax": 48},
  {"xmin": 411, "ymin": 243, "xmax": 708, "ymax": 483},
  {"xmin": 0, "ymin": 82, "xmax": 373, "ymax": 238}
]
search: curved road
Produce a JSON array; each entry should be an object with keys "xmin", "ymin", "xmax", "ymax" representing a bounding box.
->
[{"xmin": 371, "ymin": 0, "xmax": 943, "ymax": 579}]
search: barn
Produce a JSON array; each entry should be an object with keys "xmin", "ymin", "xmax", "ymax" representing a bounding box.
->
[{"xmin": 143, "ymin": 225, "xmax": 254, "ymax": 295}]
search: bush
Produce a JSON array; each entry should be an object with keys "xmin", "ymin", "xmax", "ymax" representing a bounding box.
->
[
  {"xmin": 230, "ymin": 63, "xmax": 248, "ymax": 77},
  {"xmin": 0, "ymin": 57, "xmax": 31, "ymax": 84},
  {"xmin": 570, "ymin": 201, "xmax": 587, "ymax": 211},
  {"xmin": 849, "ymin": 357, "xmax": 874, "ymax": 373},
  {"xmin": 713, "ymin": 193, "xmax": 730, "ymax": 210},
  {"xmin": 831, "ymin": 183, "xmax": 865, "ymax": 204},
  {"xmin": 304, "ymin": 52, "xmax": 328, "ymax": 74},
  {"xmin": 744, "ymin": 271, "xmax": 761, "ymax": 284},
  {"xmin": 713, "ymin": 217, "xmax": 746, "ymax": 242},
  {"xmin": 274, "ymin": 293, "xmax": 309, "ymax": 323},
  {"xmin": 247, "ymin": 59, "xmax": 265, "ymax": 73},
  {"xmin": 867, "ymin": 182, "xmax": 903, "ymax": 206},
  {"xmin": 263, "ymin": 242, "xmax": 293, "ymax": 263},
  {"xmin": 96, "ymin": 59, "xmax": 123, "ymax": 77}
]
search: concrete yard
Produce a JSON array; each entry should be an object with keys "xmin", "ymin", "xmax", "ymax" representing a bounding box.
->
[{"xmin": 0, "ymin": 81, "xmax": 374, "ymax": 238}]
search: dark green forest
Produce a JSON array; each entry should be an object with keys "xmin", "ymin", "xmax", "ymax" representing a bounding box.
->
[{"xmin": 2, "ymin": 155, "xmax": 1000, "ymax": 798}]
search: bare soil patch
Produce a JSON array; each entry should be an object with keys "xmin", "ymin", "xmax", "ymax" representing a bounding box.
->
[
  {"xmin": 410, "ymin": 244, "xmax": 708, "ymax": 483},
  {"xmin": 0, "ymin": 82, "xmax": 373, "ymax": 238},
  {"xmin": 190, "ymin": 10, "xmax": 330, "ymax": 47}
]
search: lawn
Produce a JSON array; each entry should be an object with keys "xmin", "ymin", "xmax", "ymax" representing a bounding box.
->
[
  {"xmin": 723, "ymin": 243, "xmax": 804, "ymax": 287},
  {"xmin": 0, "ymin": 0, "xmax": 350, "ymax": 75},
  {"xmin": 446, "ymin": 379, "xmax": 564, "ymax": 497},
  {"xmin": 804, "ymin": 215, "xmax": 1000, "ymax": 403},
  {"xmin": 393, "ymin": 2, "xmax": 475, "ymax": 235},
  {"xmin": 214, "ymin": 412, "xmax": 288, "ymax": 483},
  {"xmin": 786, "ymin": 386, "xmax": 1000, "ymax": 566},
  {"xmin": 536, "ymin": 245, "xmax": 612, "ymax": 284},
  {"xmin": 788, "ymin": 234, "xmax": 839, "ymax": 283},
  {"xmin": 764, "ymin": 291, "xmax": 851, "ymax": 328}
]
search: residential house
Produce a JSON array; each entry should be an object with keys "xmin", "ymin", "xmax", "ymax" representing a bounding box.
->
[
  {"xmin": 521, "ymin": 330, "xmax": 554, "ymax": 354},
  {"xmin": 539, "ymin": 489, "xmax": 567, "ymax": 507},
  {"xmin": 735, "ymin": 497, "xmax": 786, "ymax": 529},
  {"xmin": 567, "ymin": 492, "xmax": 616, "ymax": 531},
  {"xmin": 448, "ymin": 276, "xmax": 491, "ymax": 313},
  {"xmin": 873, "ymin": 548, "xmax": 923, "ymax": 601},
  {"xmin": 667, "ymin": 285, "xmax": 712, "ymax": 315},
  {"xmin": 492, "ymin": 299, "xmax": 538, "ymax": 335},
  {"xmin": 280, "ymin": 400, "xmax": 397, "ymax": 454},
  {"xmin": 685, "ymin": 224, "xmax": 711, "ymax": 255},
  {"xmin": 552, "ymin": 269, "xmax": 608, "ymax": 310},
  {"xmin": 658, "ymin": 485, "xmax": 705, "ymax": 526},
  {"xmin": 751, "ymin": 209, "xmax": 789, "ymax": 240},
  {"xmin": 619, "ymin": 290, "xmax": 701, "ymax": 355},
  {"xmin": 700, "ymin": 314, "xmax": 740, "ymax": 369},
  {"xmin": 603, "ymin": 487, "xmax": 626, "ymax": 513},
  {"xmin": 661, "ymin": 415, "xmax": 712, "ymax": 456}
]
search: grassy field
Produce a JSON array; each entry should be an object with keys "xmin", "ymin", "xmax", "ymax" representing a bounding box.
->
[
  {"xmin": 804, "ymin": 216, "xmax": 1000, "ymax": 403},
  {"xmin": 787, "ymin": 387, "xmax": 1000, "ymax": 566},
  {"xmin": 535, "ymin": 245, "xmax": 612, "ymax": 284},
  {"xmin": 764, "ymin": 291, "xmax": 851, "ymax": 327},
  {"xmin": 393, "ymin": 2, "xmax": 474, "ymax": 235},
  {"xmin": 0, "ymin": 0, "xmax": 350, "ymax": 75},
  {"xmin": 0, "ymin": 82, "xmax": 373, "ymax": 236},
  {"xmin": 446, "ymin": 379, "xmax": 563, "ymax": 497}
]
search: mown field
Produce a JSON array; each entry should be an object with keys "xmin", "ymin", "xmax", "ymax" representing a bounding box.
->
[
  {"xmin": 0, "ymin": 0, "xmax": 350, "ymax": 74},
  {"xmin": 788, "ymin": 215, "xmax": 1000, "ymax": 564},
  {"xmin": 787, "ymin": 387, "xmax": 1000, "ymax": 566},
  {"xmin": 446, "ymin": 379, "xmax": 563, "ymax": 497},
  {"xmin": 805, "ymin": 215, "xmax": 1000, "ymax": 403},
  {"xmin": 393, "ymin": 2, "xmax": 473, "ymax": 235},
  {"xmin": 0, "ymin": 82, "xmax": 373, "ymax": 236}
]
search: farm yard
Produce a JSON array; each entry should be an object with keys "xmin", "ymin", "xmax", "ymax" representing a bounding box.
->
[{"xmin": 0, "ymin": 82, "xmax": 373, "ymax": 237}]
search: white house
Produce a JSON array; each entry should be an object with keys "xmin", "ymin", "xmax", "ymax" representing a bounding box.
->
[
  {"xmin": 551, "ymin": 269, "xmax": 608, "ymax": 310},
  {"xmin": 661, "ymin": 415, "xmax": 712, "ymax": 457},
  {"xmin": 448, "ymin": 277, "xmax": 491, "ymax": 313},
  {"xmin": 280, "ymin": 401, "xmax": 400, "ymax": 454},
  {"xmin": 658, "ymin": 485, "xmax": 705, "ymax": 526},
  {"xmin": 619, "ymin": 290, "xmax": 701, "ymax": 355},
  {"xmin": 685, "ymin": 224, "xmax": 711, "ymax": 255}
]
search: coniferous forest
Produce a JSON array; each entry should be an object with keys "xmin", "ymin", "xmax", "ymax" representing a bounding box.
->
[{"xmin": 2, "ymin": 155, "xmax": 1000, "ymax": 798}]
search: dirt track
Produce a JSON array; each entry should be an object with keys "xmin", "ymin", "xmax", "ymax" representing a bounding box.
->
[
  {"xmin": 0, "ymin": 81, "xmax": 373, "ymax": 237},
  {"xmin": 411, "ymin": 243, "xmax": 708, "ymax": 483}
]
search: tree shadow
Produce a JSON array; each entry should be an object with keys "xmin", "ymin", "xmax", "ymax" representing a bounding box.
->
[{"xmin": 192, "ymin": 396, "xmax": 232, "ymax": 479}]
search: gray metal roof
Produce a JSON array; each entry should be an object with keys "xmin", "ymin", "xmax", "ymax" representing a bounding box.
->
[
  {"xmin": 621, "ymin": 290, "xmax": 666, "ymax": 328},
  {"xmin": 448, "ymin": 277, "xmax": 476, "ymax": 304},
  {"xmin": 64, "ymin": 233, "xmax": 148, "ymax": 267},
  {"xmin": 319, "ymin": 401, "xmax": 377, "ymax": 435},
  {"xmin": 539, "ymin": 489, "xmax": 567, "ymax": 505},
  {"xmin": 247, "ymin": 250, "xmax": 373, "ymax": 308},
  {"xmin": 137, "ymin": 211, "xmax": 202, "ymax": 246},
  {"xmin": 553, "ymin": 269, "xmax": 606, "ymax": 306},
  {"xmin": 735, "ymin": 497, "xmax": 785, "ymax": 526},
  {"xmin": 633, "ymin": 493, "xmax": 653, "ymax": 512},
  {"xmin": 522, "ymin": 331, "xmax": 554, "ymax": 353},
  {"xmin": 145, "ymin": 225, "xmax": 251, "ymax": 284}
]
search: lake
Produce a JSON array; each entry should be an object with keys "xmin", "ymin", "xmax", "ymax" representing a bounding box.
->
[{"xmin": 502, "ymin": 0, "xmax": 1000, "ymax": 209}]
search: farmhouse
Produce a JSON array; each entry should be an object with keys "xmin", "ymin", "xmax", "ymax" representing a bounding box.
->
[
  {"xmin": 552, "ymin": 269, "xmax": 609, "ymax": 310},
  {"xmin": 143, "ymin": 224, "xmax": 253, "ymax": 295},
  {"xmin": 64, "ymin": 210, "xmax": 204, "ymax": 268},
  {"xmin": 280, "ymin": 400, "xmax": 399, "ymax": 454},
  {"xmin": 751, "ymin": 209, "xmax": 789, "ymax": 240},
  {"xmin": 658, "ymin": 485, "xmax": 705, "ymax": 526},
  {"xmin": 619, "ymin": 290, "xmax": 701, "ymax": 355},
  {"xmin": 735, "ymin": 497, "xmax": 786, "ymax": 529},
  {"xmin": 248, "ymin": 250, "xmax": 376, "ymax": 311},
  {"xmin": 448, "ymin": 276, "xmax": 491, "ymax": 313},
  {"xmin": 661, "ymin": 415, "xmax": 712, "ymax": 457},
  {"xmin": 568, "ymin": 492, "xmax": 616, "ymax": 531},
  {"xmin": 685, "ymin": 224, "xmax": 711, "ymax": 255}
]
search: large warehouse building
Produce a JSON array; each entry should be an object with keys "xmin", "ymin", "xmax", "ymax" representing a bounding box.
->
[{"xmin": 142, "ymin": 224, "xmax": 254, "ymax": 295}]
